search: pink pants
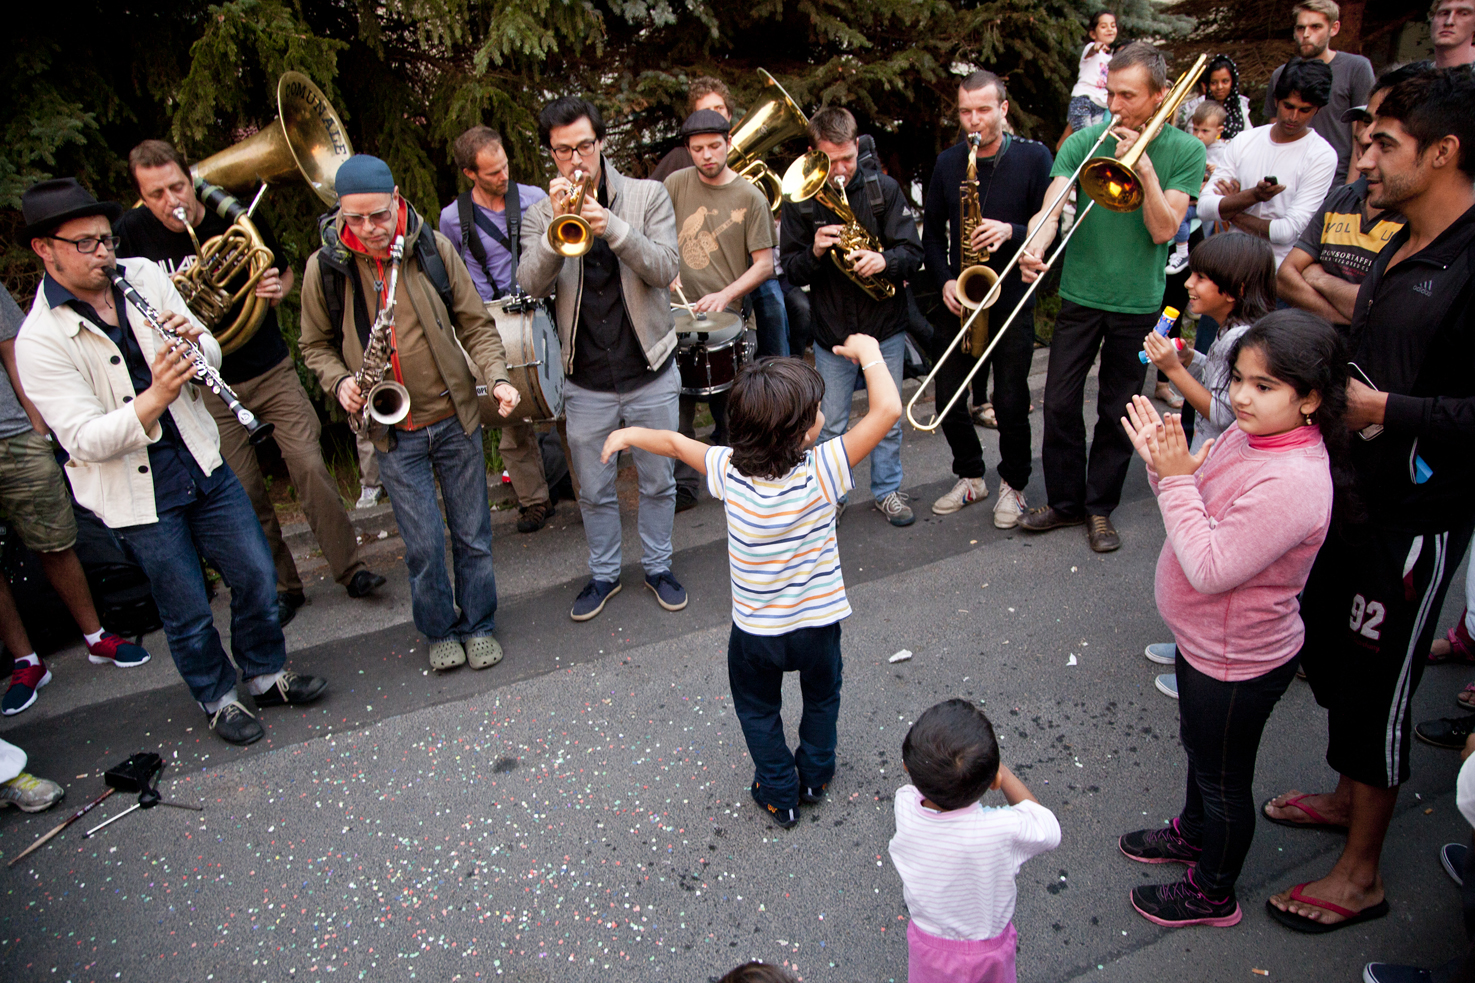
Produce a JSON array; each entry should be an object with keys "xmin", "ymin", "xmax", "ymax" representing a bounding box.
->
[{"xmin": 906, "ymin": 920, "xmax": 1018, "ymax": 983}]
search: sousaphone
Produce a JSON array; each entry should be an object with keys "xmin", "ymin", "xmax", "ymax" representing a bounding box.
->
[{"xmin": 174, "ymin": 72, "xmax": 354, "ymax": 353}]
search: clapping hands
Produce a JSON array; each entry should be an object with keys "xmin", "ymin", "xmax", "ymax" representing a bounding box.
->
[{"xmin": 1121, "ymin": 394, "xmax": 1212, "ymax": 478}]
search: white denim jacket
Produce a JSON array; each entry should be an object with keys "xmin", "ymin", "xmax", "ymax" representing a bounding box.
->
[{"xmin": 15, "ymin": 258, "xmax": 224, "ymax": 528}]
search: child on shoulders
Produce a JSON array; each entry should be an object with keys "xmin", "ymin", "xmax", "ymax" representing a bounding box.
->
[
  {"xmin": 888, "ymin": 699, "xmax": 1061, "ymax": 983},
  {"xmin": 601, "ymin": 336, "xmax": 901, "ymax": 828}
]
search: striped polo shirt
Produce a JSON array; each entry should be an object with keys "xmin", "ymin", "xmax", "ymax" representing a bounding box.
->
[{"xmin": 705, "ymin": 437, "xmax": 855, "ymax": 635}]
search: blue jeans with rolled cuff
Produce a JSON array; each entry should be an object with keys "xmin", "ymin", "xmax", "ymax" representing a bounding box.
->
[{"xmin": 116, "ymin": 469, "xmax": 284, "ymax": 708}]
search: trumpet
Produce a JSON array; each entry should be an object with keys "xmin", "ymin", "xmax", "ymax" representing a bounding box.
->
[
  {"xmin": 906, "ymin": 53, "xmax": 1207, "ymax": 432},
  {"xmin": 104, "ymin": 267, "xmax": 275, "ymax": 445},
  {"xmin": 546, "ymin": 169, "xmax": 596, "ymax": 258}
]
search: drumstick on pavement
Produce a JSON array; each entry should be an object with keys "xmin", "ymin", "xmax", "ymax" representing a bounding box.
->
[{"xmin": 7, "ymin": 787, "xmax": 116, "ymax": 867}]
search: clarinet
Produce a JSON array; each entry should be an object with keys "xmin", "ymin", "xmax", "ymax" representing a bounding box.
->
[{"xmin": 104, "ymin": 267, "xmax": 276, "ymax": 446}]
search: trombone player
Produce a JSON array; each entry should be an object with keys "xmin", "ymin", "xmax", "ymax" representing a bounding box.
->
[
  {"xmin": 1017, "ymin": 42, "xmax": 1206, "ymax": 553},
  {"xmin": 922, "ymin": 70, "xmax": 1054, "ymax": 526}
]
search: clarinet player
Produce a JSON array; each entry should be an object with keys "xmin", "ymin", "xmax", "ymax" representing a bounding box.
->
[
  {"xmin": 15, "ymin": 178, "xmax": 328, "ymax": 747},
  {"xmin": 922, "ymin": 70, "xmax": 1053, "ymax": 526}
]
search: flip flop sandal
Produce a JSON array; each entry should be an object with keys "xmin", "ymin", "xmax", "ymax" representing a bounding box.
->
[
  {"xmin": 1458, "ymin": 683, "xmax": 1475, "ymax": 711},
  {"xmin": 1429, "ymin": 623, "xmax": 1475, "ymax": 665},
  {"xmin": 464, "ymin": 636, "xmax": 503, "ymax": 670},
  {"xmin": 1264, "ymin": 884, "xmax": 1389, "ymax": 934},
  {"xmin": 1260, "ymin": 794, "xmax": 1348, "ymax": 833},
  {"xmin": 428, "ymin": 638, "xmax": 466, "ymax": 671}
]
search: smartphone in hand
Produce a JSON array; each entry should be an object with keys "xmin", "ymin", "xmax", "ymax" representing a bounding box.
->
[{"xmin": 1348, "ymin": 361, "xmax": 1384, "ymax": 440}]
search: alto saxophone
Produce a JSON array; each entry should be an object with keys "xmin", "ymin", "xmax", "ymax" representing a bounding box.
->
[
  {"xmin": 349, "ymin": 235, "xmax": 410, "ymax": 435},
  {"xmin": 955, "ymin": 132, "xmax": 1000, "ymax": 356}
]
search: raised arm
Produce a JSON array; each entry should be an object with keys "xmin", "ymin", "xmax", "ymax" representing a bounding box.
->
[{"xmin": 600, "ymin": 427, "xmax": 710, "ymax": 474}]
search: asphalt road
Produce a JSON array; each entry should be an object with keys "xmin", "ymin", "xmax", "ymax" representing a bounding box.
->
[{"xmin": 0, "ymin": 364, "xmax": 1470, "ymax": 983}]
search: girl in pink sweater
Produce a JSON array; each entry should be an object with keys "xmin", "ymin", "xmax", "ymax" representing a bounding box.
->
[{"xmin": 1115, "ymin": 310, "xmax": 1352, "ymax": 930}]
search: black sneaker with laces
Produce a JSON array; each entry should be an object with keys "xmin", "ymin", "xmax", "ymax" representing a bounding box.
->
[
  {"xmin": 1119, "ymin": 818, "xmax": 1201, "ymax": 865},
  {"xmin": 800, "ymin": 783, "xmax": 828, "ymax": 805},
  {"xmin": 1415, "ymin": 713, "xmax": 1475, "ymax": 750},
  {"xmin": 751, "ymin": 782, "xmax": 798, "ymax": 829},
  {"xmin": 252, "ymin": 670, "xmax": 328, "ymax": 708},
  {"xmin": 346, "ymin": 570, "xmax": 386, "ymax": 598},
  {"xmin": 675, "ymin": 487, "xmax": 699, "ymax": 513},
  {"xmin": 1130, "ymin": 868, "xmax": 1242, "ymax": 927},
  {"xmin": 209, "ymin": 700, "xmax": 265, "ymax": 745}
]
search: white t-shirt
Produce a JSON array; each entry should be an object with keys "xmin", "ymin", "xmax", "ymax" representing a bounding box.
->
[
  {"xmin": 1459, "ymin": 753, "xmax": 1475, "ymax": 829},
  {"xmin": 887, "ymin": 784, "xmax": 1061, "ymax": 941},
  {"xmin": 1071, "ymin": 45, "xmax": 1112, "ymax": 107},
  {"xmin": 1196, "ymin": 124, "xmax": 1338, "ymax": 268}
]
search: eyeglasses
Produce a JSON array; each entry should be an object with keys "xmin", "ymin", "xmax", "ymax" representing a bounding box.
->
[
  {"xmin": 341, "ymin": 199, "xmax": 398, "ymax": 228},
  {"xmin": 549, "ymin": 140, "xmax": 598, "ymax": 162},
  {"xmin": 47, "ymin": 234, "xmax": 120, "ymax": 256}
]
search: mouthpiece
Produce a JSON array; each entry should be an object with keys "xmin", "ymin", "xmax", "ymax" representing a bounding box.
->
[{"xmin": 172, "ymin": 206, "xmax": 188, "ymax": 224}]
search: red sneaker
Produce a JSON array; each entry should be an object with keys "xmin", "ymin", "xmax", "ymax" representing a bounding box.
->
[
  {"xmin": 87, "ymin": 632, "xmax": 151, "ymax": 668},
  {"xmin": 3, "ymin": 660, "xmax": 51, "ymax": 715}
]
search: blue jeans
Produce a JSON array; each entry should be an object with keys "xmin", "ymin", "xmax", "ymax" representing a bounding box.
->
[
  {"xmin": 728, "ymin": 621, "xmax": 843, "ymax": 810},
  {"xmin": 375, "ymin": 416, "xmax": 498, "ymax": 642},
  {"xmin": 812, "ymin": 331, "xmax": 905, "ymax": 498},
  {"xmin": 751, "ymin": 278, "xmax": 790, "ymax": 358},
  {"xmin": 116, "ymin": 470, "xmax": 283, "ymax": 708},
  {"xmin": 564, "ymin": 361, "xmax": 680, "ymax": 582}
]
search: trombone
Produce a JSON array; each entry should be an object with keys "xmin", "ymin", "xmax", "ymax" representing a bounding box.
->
[{"xmin": 906, "ymin": 53, "xmax": 1207, "ymax": 432}]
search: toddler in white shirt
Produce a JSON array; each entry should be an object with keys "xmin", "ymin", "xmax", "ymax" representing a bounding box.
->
[{"xmin": 888, "ymin": 699, "xmax": 1061, "ymax": 983}]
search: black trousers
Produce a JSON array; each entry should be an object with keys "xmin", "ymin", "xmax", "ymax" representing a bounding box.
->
[
  {"xmin": 928, "ymin": 304, "xmax": 1035, "ymax": 489},
  {"xmin": 1041, "ymin": 300, "xmax": 1156, "ymax": 518},
  {"xmin": 675, "ymin": 393, "xmax": 727, "ymax": 498},
  {"xmin": 1175, "ymin": 652, "xmax": 1300, "ymax": 897}
]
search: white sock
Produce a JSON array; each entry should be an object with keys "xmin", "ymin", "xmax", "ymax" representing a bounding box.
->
[
  {"xmin": 202, "ymin": 689, "xmax": 239, "ymax": 715},
  {"xmin": 1174, "ymin": 241, "xmax": 1188, "ymax": 259},
  {"xmin": 246, "ymin": 671, "xmax": 284, "ymax": 696},
  {"xmin": 83, "ymin": 629, "xmax": 105, "ymax": 647},
  {"xmin": 12, "ymin": 653, "xmax": 39, "ymax": 668}
]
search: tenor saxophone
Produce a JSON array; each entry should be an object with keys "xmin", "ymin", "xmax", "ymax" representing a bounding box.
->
[
  {"xmin": 955, "ymin": 132, "xmax": 1000, "ymax": 356},
  {"xmin": 348, "ymin": 235, "xmax": 410, "ymax": 435}
]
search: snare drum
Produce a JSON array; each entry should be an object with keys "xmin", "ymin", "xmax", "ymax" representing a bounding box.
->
[
  {"xmin": 466, "ymin": 296, "xmax": 565, "ymax": 424},
  {"xmin": 674, "ymin": 309, "xmax": 748, "ymax": 396}
]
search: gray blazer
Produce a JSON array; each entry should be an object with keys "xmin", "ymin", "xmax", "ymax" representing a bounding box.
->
[{"xmin": 517, "ymin": 159, "xmax": 680, "ymax": 375}]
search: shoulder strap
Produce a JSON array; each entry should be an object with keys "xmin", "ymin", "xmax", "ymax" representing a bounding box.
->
[
  {"xmin": 414, "ymin": 232, "xmax": 458, "ymax": 317},
  {"xmin": 457, "ymin": 191, "xmax": 501, "ymax": 297},
  {"xmin": 506, "ymin": 182, "xmax": 522, "ymax": 279},
  {"xmin": 856, "ymin": 134, "xmax": 886, "ymax": 219}
]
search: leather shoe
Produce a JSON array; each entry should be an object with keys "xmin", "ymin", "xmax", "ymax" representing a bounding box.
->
[
  {"xmin": 1087, "ymin": 515, "xmax": 1121, "ymax": 552},
  {"xmin": 277, "ymin": 597, "xmax": 298, "ymax": 628},
  {"xmin": 1018, "ymin": 506, "xmax": 1085, "ymax": 532},
  {"xmin": 252, "ymin": 670, "xmax": 328, "ymax": 708},
  {"xmin": 346, "ymin": 569, "xmax": 386, "ymax": 598},
  {"xmin": 208, "ymin": 701, "xmax": 264, "ymax": 745}
]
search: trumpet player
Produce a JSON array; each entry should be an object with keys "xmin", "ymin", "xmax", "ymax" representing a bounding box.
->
[
  {"xmin": 16, "ymin": 178, "xmax": 327, "ymax": 746},
  {"xmin": 518, "ymin": 96, "xmax": 686, "ymax": 624},
  {"xmin": 1017, "ymin": 42, "xmax": 1205, "ymax": 553},
  {"xmin": 779, "ymin": 107, "xmax": 923, "ymax": 526},
  {"xmin": 299, "ymin": 155, "xmax": 519, "ymax": 674},
  {"xmin": 921, "ymin": 70, "xmax": 1053, "ymax": 526},
  {"xmin": 116, "ymin": 140, "xmax": 385, "ymax": 627}
]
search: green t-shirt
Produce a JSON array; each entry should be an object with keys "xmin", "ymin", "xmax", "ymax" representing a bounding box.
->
[{"xmin": 1051, "ymin": 121, "xmax": 1206, "ymax": 314}]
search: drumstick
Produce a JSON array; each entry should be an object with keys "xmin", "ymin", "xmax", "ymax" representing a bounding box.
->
[
  {"xmin": 673, "ymin": 285, "xmax": 707, "ymax": 321},
  {"xmin": 7, "ymin": 787, "xmax": 116, "ymax": 867}
]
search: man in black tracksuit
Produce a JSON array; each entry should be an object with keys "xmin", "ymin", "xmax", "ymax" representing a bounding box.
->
[
  {"xmin": 922, "ymin": 69, "xmax": 1053, "ymax": 527},
  {"xmin": 1264, "ymin": 67, "xmax": 1475, "ymax": 935},
  {"xmin": 780, "ymin": 107, "xmax": 924, "ymax": 525}
]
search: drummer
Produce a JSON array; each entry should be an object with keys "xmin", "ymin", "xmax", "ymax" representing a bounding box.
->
[
  {"xmin": 662, "ymin": 109, "xmax": 777, "ymax": 512},
  {"xmin": 439, "ymin": 125, "xmax": 558, "ymax": 534}
]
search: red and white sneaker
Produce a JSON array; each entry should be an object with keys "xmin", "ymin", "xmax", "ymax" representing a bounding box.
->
[
  {"xmin": 3, "ymin": 660, "xmax": 51, "ymax": 715},
  {"xmin": 87, "ymin": 632, "xmax": 151, "ymax": 668}
]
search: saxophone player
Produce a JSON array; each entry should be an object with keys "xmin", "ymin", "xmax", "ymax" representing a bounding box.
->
[
  {"xmin": 921, "ymin": 71, "xmax": 1053, "ymax": 526},
  {"xmin": 779, "ymin": 107, "xmax": 923, "ymax": 526},
  {"xmin": 299, "ymin": 155, "xmax": 519, "ymax": 674}
]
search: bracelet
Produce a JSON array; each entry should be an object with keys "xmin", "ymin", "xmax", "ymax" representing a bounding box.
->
[{"xmin": 860, "ymin": 359, "xmax": 884, "ymax": 372}]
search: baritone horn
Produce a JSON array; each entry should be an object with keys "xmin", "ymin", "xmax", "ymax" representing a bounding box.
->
[
  {"xmin": 171, "ymin": 71, "xmax": 354, "ymax": 354},
  {"xmin": 906, "ymin": 53, "xmax": 1207, "ymax": 432},
  {"xmin": 727, "ymin": 69, "xmax": 810, "ymax": 212},
  {"xmin": 547, "ymin": 169, "xmax": 596, "ymax": 257}
]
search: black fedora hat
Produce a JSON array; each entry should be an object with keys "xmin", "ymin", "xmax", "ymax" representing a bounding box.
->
[{"xmin": 21, "ymin": 178, "xmax": 124, "ymax": 244}]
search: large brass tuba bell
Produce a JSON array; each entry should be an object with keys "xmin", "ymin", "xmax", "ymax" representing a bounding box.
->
[
  {"xmin": 173, "ymin": 72, "xmax": 354, "ymax": 354},
  {"xmin": 727, "ymin": 70, "xmax": 810, "ymax": 213}
]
